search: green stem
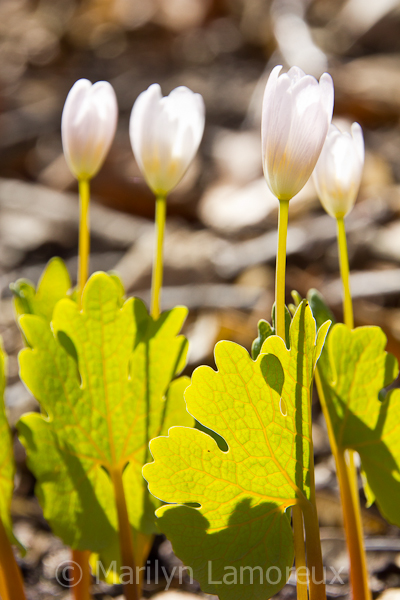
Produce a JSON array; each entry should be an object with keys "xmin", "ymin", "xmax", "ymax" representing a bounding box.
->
[
  {"xmin": 292, "ymin": 505, "xmax": 308, "ymax": 600},
  {"xmin": 302, "ymin": 501, "xmax": 326, "ymax": 600},
  {"xmin": 334, "ymin": 217, "xmax": 371, "ymax": 600},
  {"xmin": 151, "ymin": 195, "xmax": 167, "ymax": 320},
  {"xmin": 275, "ymin": 200, "xmax": 289, "ymax": 340},
  {"xmin": 305, "ymin": 379, "xmax": 326, "ymax": 600},
  {"xmin": 336, "ymin": 217, "xmax": 353, "ymax": 329},
  {"xmin": 110, "ymin": 468, "xmax": 139, "ymax": 600},
  {"xmin": 71, "ymin": 549, "xmax": 91, "ymax": 600},
  {"xmin": 0, "ymin": 517, "xmax": 26, "ymax": 600},
  {"xmin": 315, "ymin": 371, "xmax": 371, "ymax": 600},
  {"xmin": 78, "ymin": 179, "xmax": 91, "ymax": 308},
  {"xmin": 336, "ymin": 450, "xmax": 371, "ymax": 600},
  {"xmin": 275, "ymin": 199, "xmax": 309, "ymax": 599}
]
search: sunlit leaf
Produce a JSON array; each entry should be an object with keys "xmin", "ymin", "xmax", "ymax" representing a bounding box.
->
[
  {"xmin": 309, "ymin": 289, "xmax": 400, "ymax": 527},
  {"xmin": 18, "ymin": 273, "xmax": 193, "ymax": 559},
  {"xmin": 10, "ymin": 257, "xmax": 71, "ymax": 323},
  {"xmin": 144, "ymin": 301, "xmax": 329, "ymax": 600}
]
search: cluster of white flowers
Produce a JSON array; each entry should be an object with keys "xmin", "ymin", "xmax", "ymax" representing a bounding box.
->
[
  {"xmin": 62, "ymin": 79, "xmax": 205, "ymax": 198},
  {"xmin": 61, "ymin": 66, "xmax": 364, "ymax": 218},
  {"xmin": 261, "ymin": 65, "xmax": 364, "ymax": 219}
]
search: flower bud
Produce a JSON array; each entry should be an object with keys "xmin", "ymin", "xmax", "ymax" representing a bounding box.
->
[
  {"xmin": 130, "ymin": 84, "xmax": 205, "ymax": 196},
  {"xmin": 262, "ymin": 65, "xmax": 334, "ymax": 201},
  {"xmin": 62, "ymin": 79, "xmax": 118, "ymax": 180},
  {"xmin": 313, "ymin": 123, "xmax": 364, "ymax": 219}
]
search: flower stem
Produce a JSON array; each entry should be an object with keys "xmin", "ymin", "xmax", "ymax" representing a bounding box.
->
[
  {"xmin": 275, "ymin": 199, "xmax": 309, "ymax": 599},
  {"xmin": 78, "ymin": 178, "xmax": 91, "ymax": 308},
  {"xmin": 0, "ymin": 517, "xmax": 26, "ymax": 600},
  {"xmin": 275, "ymin": 199, "xmax": 289, "ymax": 341},
  {"xmin": 302, "ymin": 500, "xmax": 326, "ymax": 600},
  {"xmin": 71, "ymin": 550, "xmax": 92, "ymax": 600},
  {"xmin": 151, "ymin": 195, "xmax": 167, "ymax": 320},
  {"xmin": 336, "ymin": 450, "xmax": 371, "ymax": 600},
  {"xmin": 74, "ymin": 180, "xmax": 92, "ymax": 599},
  {"xmin": 133, "ymin": 532, "xmax": 153, "ymax": 588},
  {"xmin": 305, "ymin": 381, "xmax": 326, "ymax": 600},
  {"xmin": 334, "ymin": 217, "xmax": 371, "ymax": 600},
  {"xmin": 336, "ymin": 217, "xmax": 353, "ymax": 329},
  {"xmin": 0, "ymin": 570, "xmax": 7, "ymax": 600},
  {"xmin": 292, "ymin": 505, "xmax": 308, "ymax": 600},
  {"xmin": 110, "ymin": 467, "xmax": 139, "ymax": 600},
  {"xmin": 315, "ymin": 371, "xmax": 371, "ymax": 600}
]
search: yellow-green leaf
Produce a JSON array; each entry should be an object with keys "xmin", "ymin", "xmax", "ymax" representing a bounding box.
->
[
  {"xmin": 315, "ymin": 318, "xmax": 400, "ymax": 527},
  {"xmin": 11, "ymin": 257, "xmax": 71, "ymax": 323},
  {"xmin": 18, "ymin": 273, "xmax": 193, "ymax": 556},
  {"xmin": 309, "ymin": 288, "xmax": 400, "ymax": 526},
  {"xmin": 143, "ymin": 301, "xmax": 329, "ymax": 600}
]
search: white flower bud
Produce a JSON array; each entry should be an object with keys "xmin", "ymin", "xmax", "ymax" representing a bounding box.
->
[
  {"xmin": 262, "ymin": 65, "xmax": 334, "ymax": 201},
  {"xmin": 313, "ymin": 123, "xmax": 365, "ymax": 219},
  {"xmin": 130, "ymin": 84, "xmax": 205, "ymax": 196},
  {"xmin": 62, "ymin": 79, "xmax": 118, "ymax": 180}
]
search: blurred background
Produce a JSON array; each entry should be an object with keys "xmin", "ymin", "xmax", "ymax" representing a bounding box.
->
[{"xmin": 2, "ymin": 0, "xmax": 400, "ymax": 598}]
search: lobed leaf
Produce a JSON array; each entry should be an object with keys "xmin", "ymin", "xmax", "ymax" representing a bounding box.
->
[
  {"xmin": 309, "ymin": 289, "xmax": 400, "ymax": 527},
  {"xmin": 11, "ymin": 257, "xmax": 71, "ymax": 323},
  {"xmin": 143, "ymin": 301, "xmax": 329, "ymax": 600},
  {"xmin": 18, "ymin": 272, "xmax": 193, "ymax": 556}
]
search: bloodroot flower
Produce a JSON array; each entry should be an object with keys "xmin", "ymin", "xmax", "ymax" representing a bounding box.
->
[
  {"xmin": 129, "ymin": 84, "xmax": 205, "ymax": 197},
  {"xmin": 62, "ymin": 79, "xmax": 118, "ymax": 181},
  {"xmin": 262, "ymin": 65, "xmax": 334, "ymax": 201},
  {"xmin": 313, "ymin": 123, "xmax": 365, "ymax": 219}
]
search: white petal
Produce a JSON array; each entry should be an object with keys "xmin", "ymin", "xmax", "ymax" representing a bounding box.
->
[
  {"xmin": 351, "ymin": 122, "xmax": 365, "ymax": 163},
  {"xmin": 62, "ymin": 79, "xmax": 92, "ymax": 130},
  {"xmin": 62, "ymin": 79, "xmax": 92, "ymax": 176},
  {"xmin": 261, "ymin": 65, "xmax": 283, "ymax": 159},
  {"xmin": 130, "ymin": 83, "xmax": 163, "ymax": 190},
  {"xmin": 262, "ymin": 73, "xmax": 293, "ymax": 192},
  {"xmin": 287, "ymin": 66, "xmax": 306, "ymax": 81},
  {"xmin": 319, "ymin": 73, "xmax": 334, "ymax": 121}
]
